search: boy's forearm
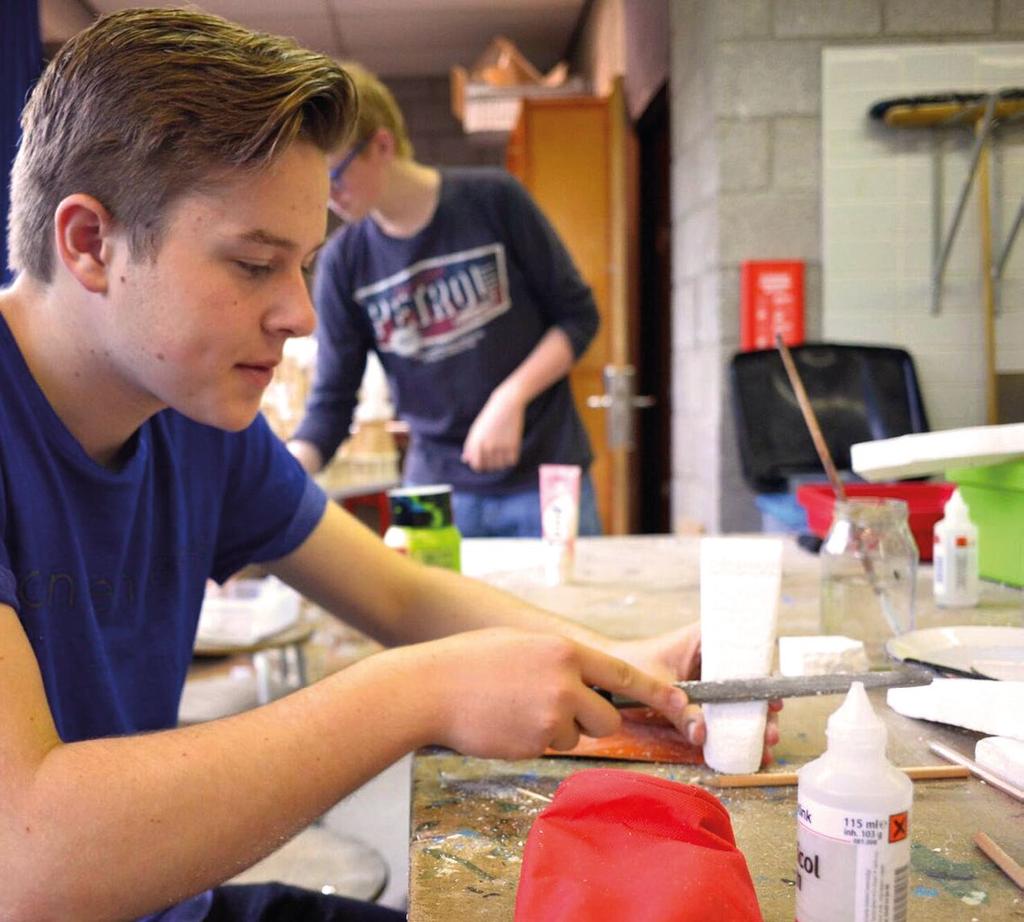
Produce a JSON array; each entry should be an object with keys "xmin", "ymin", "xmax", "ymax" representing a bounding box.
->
[
  {"xmin": 388, "ymin": 561, "xmax": 612, "ymax": 651},
  {"xmin": 270, "ymin": 502, "xmax": 612, "ymax": 653},
  {"xmin": 3, "ymin": 655, "xmax": 433, "ymax": 922},
  {"xmin": 494, "ymin": 326, "xmax": 576, "ymax": 407}
]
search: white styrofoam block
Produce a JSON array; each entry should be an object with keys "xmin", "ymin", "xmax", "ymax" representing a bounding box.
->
[
  {"xmin": 700, "ymin": 537, "xmax": 783, "ymax": 773},
  {"xmin": 850, "ymin": 423, "xmax": 1024, "ymax": 481},
  {"xmin": 886, "ymin": 679, "xmax": 1024, "ymax": 741},
  {"xmin": 778, "ymin": 635, "xmax": 870, "ymax": 677},
  {"xmin": 700, "ymin": 538, "xmax": 784, "ymax": 680},
  {"xmin": 702, "ymin": 702, "xmax": 769, "ymax": 775},
  {"xmin": 975, "ymin": 736, "xmax": 1024, "ymax": 788}
]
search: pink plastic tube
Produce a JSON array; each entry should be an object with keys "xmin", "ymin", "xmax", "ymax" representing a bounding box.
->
[{"xmin": 539, "ymin": 464, "xmax": 581, "ymax": 585}]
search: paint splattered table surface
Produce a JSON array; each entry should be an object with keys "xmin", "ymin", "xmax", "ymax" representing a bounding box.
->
[{"xmin": 408, "ymin": 536, "xmax": 1024, "ymax": 921}]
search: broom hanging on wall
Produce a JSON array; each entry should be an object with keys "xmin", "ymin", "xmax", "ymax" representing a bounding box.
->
[{"xmin": 869, "ymin": 88, "xmax": 1024, "ymax": 425}]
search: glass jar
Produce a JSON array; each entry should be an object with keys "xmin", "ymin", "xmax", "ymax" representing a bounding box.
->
[{"xmin": 820, "ymin": 498, "xmax": 918, "ymax": 667}]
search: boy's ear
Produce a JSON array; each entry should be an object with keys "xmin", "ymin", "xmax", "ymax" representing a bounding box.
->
[
  {"xmin": 53, "ymin": 194, "xmax": 118, "ymax": 294},
  {"xmin": 372, "ymin": 127, "xmax": 396, "ymax": 160}
]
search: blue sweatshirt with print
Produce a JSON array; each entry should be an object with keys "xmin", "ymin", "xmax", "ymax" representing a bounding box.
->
[{"xmin": 294, "ymin": 167, "xmax": 598, "ymax": 493}]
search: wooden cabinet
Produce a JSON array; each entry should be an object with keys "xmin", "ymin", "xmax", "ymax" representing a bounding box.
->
[{"xmin": 507, "ymin": 91, "xmax": 636, "ymax": 532}]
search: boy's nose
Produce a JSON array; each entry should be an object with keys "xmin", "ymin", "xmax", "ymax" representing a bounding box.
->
[{"xmin": 271, "ymin": 277, "xmax": 317, "ymax": 340}]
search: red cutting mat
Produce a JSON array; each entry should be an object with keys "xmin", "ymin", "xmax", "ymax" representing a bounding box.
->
[{"xmin": 547, "ymin": 707, "xmax": 704, "ymax": 763}]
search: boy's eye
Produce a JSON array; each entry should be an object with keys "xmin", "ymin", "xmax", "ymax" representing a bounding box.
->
[{"xmin": 236, "ymin": 261, "xmax": 272, "ymax": 278}]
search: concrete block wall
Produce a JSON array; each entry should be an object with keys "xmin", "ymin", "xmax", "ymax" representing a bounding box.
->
[
  {"xmin": 669, "ymin": 0, "xmax": 1024, "ymax": 534},
  {"xmin": 822, "ymin": 44, "xmax": 1024, "ymax": 430},
  {"xmin": 671, "ymin": 1, "xmax": 726, "ymax": 531}
]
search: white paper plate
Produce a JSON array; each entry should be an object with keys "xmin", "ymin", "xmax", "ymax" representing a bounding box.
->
[{"xmin": 886, "ymin": 626, "xmax": 1024, "ymax": 680}]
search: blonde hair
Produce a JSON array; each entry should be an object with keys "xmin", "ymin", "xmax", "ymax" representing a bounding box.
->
[
  {"xmin": 340, "ymin": 61, "xmax": 414, "ymax": 159},
  {"xmin": 8, "ymin": 7, "xmax": 357, "ymax": 282}
]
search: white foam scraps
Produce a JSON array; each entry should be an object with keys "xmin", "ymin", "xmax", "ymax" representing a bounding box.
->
[
  {"xmin": 975, "ymin": 736, "xmax": 1024, "ymax": 788},
  {"xmin": 886, "ymin": 679, "xmax": 1024, "ymax": 740}
]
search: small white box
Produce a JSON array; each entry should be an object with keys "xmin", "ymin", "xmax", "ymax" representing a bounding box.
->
[{"xmin": 778, "ymin": 635, "xmax": 869, "ymax": 677}]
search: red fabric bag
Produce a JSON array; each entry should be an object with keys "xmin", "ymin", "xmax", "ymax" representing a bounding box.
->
[{"xmin": 514, "ymin": 768, "xmax": 764, "ymax": 922}]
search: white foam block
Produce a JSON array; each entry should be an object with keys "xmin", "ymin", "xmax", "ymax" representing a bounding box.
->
[
  {"xmin": 778, "ymin": 635, "xmax": 870, "ymax": 677},
  {"xmin": 886, "ymin": 679, "xmax": 1024, "ymax": 741},
  {"xmin": 702, "ymin": 702, "xmax": 769, "ymax": 774},
  {"xmin": 851, "ymin": 422, "xmax": 1024, "ymax": 481},
  {"xmin": 700, "ymin": 537, "xmax": 783, "ymax": 774},
  {"xmin": 975, "ymin": 736, "xmax": 1024, "ymax": 788}
]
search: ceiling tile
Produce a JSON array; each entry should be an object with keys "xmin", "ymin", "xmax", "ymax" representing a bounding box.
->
[{"xmin": 66, "ymin": 0, "xmax": 584, "ymax": 76}]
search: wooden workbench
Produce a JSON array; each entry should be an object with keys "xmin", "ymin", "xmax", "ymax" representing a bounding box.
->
[{"xmin": 408, "ymin": 536, "xmax": 1024, "ymax": 921}]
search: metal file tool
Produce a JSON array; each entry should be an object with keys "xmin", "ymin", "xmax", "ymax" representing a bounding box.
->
[{"xmin": 606, "ymin": 664, "xmax": 934, "ymax": 709}]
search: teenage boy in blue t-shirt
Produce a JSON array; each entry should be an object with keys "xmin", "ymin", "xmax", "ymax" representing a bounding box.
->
[
  {"xmin": 287, "ymin": 62, "xmax": 602, "ymax": 538},
  {"xmin": 0, "ymin": 11, "xmax": 779, "ymax": 922}
]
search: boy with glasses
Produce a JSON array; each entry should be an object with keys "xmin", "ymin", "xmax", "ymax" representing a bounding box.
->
[{"xmin": 287, "ymin": 63, "xmax": 602, "ymax": 538}]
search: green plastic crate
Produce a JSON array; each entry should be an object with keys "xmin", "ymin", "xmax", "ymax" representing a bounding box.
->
[{"xmin": 947, "ymin": 459, "xmax": 1024, "ymax": 587}]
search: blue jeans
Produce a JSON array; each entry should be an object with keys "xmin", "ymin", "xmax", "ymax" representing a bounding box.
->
[{"xmin": 452, "ymin": 472, "xmax": 602, "ymax": 538}]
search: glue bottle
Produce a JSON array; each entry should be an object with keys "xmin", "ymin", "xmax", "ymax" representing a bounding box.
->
[
  {"xmin": 795, "ymin": 682, "xmax": 912, "ymax": 922},
  {"xmin": 932, "ymin": 488, "xmax": 979, "ymax": 608}
]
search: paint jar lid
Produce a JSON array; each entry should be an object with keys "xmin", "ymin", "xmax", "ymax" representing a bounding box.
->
[{"xmin": 387, "ymin": 484, "xmax": 454, "ymax": 528}]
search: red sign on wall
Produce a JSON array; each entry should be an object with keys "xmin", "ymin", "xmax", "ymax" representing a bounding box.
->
[{"xmin": 740, "ymin": 260, "xmax": 805, "ymax": 351}]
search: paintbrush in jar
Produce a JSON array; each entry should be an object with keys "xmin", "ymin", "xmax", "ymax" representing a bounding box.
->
[{"xmin": 774, "ymin": 334, "xmax": 902, "ymax": 637}]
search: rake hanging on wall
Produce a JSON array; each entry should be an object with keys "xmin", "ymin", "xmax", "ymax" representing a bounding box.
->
[{"xmin": 869, "ymin": 88, "xmax": 1024, "ymax": 424}]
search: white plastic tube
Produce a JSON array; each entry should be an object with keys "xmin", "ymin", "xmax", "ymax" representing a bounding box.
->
[{"xmin": 539, "ymin": 464, "xmax": 580, "ymax": 585}]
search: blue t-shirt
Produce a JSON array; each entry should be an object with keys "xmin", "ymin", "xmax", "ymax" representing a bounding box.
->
[
  {"xmin": 293, "ymin": 167, "xmax": 598, "ymax": 493},
  {"xmin": 0, "ymin": 312, "xmax": 326, "ymax": 743}
]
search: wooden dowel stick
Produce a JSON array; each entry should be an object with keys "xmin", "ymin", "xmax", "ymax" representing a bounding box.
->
[
  {"xmin": 775, "ymin": 334, "xmax": 846, "ymax": 502},
  {"xmin": 929, "ymin": 739, "xmax": 1024, "ymax": 802},
  {"xmin": 709, "ymin": 764, "xmax": 969, "ymax": 788},
  {"xmin": 976, "ymin": 116, "xmax": 999, "ymax": 425},
  {"xmin": 974, "ymin": 831, "xmax": 1024, "ymax": 891}
]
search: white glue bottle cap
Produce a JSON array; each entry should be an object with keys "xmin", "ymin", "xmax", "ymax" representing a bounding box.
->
[
  {"xmin": 942, "ymin": 488, "xmax": 972, "ymax": 526},
  {"xmin": 825, "ymin": 681, "xmax": 887, "ymax": 754}
]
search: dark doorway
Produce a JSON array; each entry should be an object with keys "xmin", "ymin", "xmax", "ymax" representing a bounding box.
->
[{"xmin": 635, "ymin": 83, "xmax": 672, "ymax": 533}]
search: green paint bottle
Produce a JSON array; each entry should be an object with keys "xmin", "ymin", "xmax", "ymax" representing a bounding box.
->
[{"xmin": 383, "ymin": 485, "xmax": 462, "ymax": 572}]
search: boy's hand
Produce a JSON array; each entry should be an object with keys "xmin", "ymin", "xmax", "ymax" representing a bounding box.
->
[
  {"xmin": 408, "ymin": 628, "xmax": 695, "ymax": 760},
  {"xmin": 605, "ymin": 624, "xmax": 783, "ymax": 763},
  {"xmin": 461, "ymin": 388, "xmax": 525, "ymax": 472}
]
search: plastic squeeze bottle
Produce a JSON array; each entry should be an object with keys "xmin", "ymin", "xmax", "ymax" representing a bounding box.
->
[
  {"xmin": 795, "ymin": 682, "xmax": 912, "ymax": 922},
  {"xmin": 932, "ymin": 488, "xmax": 980, "ymax": 608}
]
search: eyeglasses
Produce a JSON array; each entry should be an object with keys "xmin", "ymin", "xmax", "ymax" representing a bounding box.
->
[{"xmin": 329, "ymin": 137, "xmax": 370, "ymax": 188}]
